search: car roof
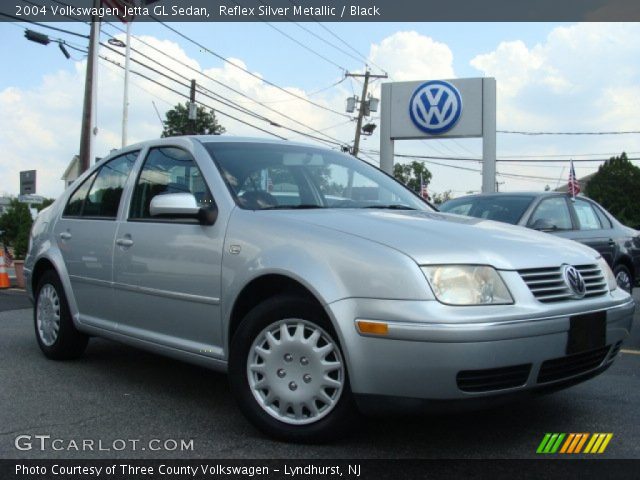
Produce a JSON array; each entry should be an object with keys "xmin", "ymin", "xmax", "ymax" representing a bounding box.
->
[{"xmin": 447, "ymin": 192, "xmax": 580, "ymax": 200}]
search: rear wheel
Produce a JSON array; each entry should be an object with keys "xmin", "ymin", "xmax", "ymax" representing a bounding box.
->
[
  {"xmin": 34, "ymin": 270, "xmax": 88, "ymax": 360},
  {"xmin": 613, "ymin": 264, "xmax": 633, "ymax": 294},
  {"xmin": 228, "ymin": 295, "xmax": 357, "ymax": 442}
]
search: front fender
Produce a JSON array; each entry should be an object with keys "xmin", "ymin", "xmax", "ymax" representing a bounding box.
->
[{"xmin": 220, "ymin": 210, "xmax": 433, "ymax": 345}]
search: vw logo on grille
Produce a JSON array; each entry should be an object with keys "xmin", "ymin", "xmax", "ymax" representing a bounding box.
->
[
  {"xmin": 409, "ymin": 80, "xmax": 463, "ymax": 135},
  {"xmin": 562, "ymin": 265, "xmax": 586, "ymax": 298}
]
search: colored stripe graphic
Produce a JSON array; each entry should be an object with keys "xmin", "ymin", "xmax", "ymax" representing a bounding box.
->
[
  {"xmin": 538, "ymin": 433, "xmax": 613, "ymax": 454},
  {"xmin": 537, "ymin": 433, "xmax": 565, "ymax": 454}
]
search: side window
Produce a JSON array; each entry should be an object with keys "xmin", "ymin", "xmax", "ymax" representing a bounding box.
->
[
  {"xmin": 63, "ymin": 170, "xmax": 98, "ymax": 217},
  {"xmin": 82, "ymin": 152, "xmax": 138, "ymax": 218},
  {"xmin": 573, "ymin": 199, "xmax": 602, "ymax": 230},
  {"xmin": 130, "ymin": 147, "xmax": 213, "ymax": 220},
  {"xmin": 445, "ymin": 202, "xmax": 473, "ymax": 216},
  {"xmin": 594, "ymin": 205, "xmax": 613, "ymax": 229},
  {"xmin": 528, "ymin": 197, "xmax": 573, "ymax": 230}
]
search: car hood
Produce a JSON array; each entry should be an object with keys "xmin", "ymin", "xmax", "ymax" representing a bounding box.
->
[{"xmin": 288, "ymin": 209, "xmax": 598, "ymax": 270}]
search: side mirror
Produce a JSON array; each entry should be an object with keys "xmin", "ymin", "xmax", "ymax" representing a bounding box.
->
[
  {"xmin": 149, "ymin": 193, "xmax": 217, "ymax": 225},
  {"xmin": 529, "ymin": 218, "xmax": 557, "ymax": 232}
]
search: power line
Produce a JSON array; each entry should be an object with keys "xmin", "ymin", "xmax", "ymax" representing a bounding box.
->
[
  {"xmin": 100, "ymin": 48, "xmax": 346, "ymax": 146},
  {"xmin": 498, "ymin": 129, "xmax": 640, "ymax": 136},
  {"xmin": 0, "ymin": 12, "xmax": 89, "ymax": 39},
  {"xmin": 287, "ymin": 0, "xmax": 388, "ymax": 76},
  {"xmin": 262, "ymin": 21, "xmax": 346, "ymax": 71},
  {"xmin": 99, "ymin": 55, "xmax": 288, "ymax": 140},
  {"xmin": 154, "ymin": 19, "xmax": 352, "ymax": 119},
  {"xmin": 102, "ymin": 22, "xmax": 349, "ymax": 147}
]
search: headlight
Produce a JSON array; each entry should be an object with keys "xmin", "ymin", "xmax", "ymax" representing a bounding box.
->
[
  {"xmin": 596, "ymin": 257, "xmax": 617, "ymax": 291},
  {"xmin": 421, "ymin": 265, "xmax": 513, "ymax": 305}
]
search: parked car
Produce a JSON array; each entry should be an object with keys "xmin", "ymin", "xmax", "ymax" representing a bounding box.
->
[
  {"xmin": 440, "ymin": 192, "xmax": 640, "ymax": 294},
  {"xmin": 25, "ymin": 138, "xmax": 634, "ymax": 442}
]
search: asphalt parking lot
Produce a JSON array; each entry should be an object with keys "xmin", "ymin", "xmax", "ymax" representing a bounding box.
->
[{"xmin": 1, "ymin": 289, "xmax": 639, "ymax": 459}]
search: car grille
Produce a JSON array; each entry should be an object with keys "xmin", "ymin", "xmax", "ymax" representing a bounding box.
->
[
  {"xmin": 518, "ymin": 264, "xmax": 608, "ymax": 303},
  {"xmin": 537, "ymin": 346, "xmax": 610, "ymax": 383},
  {"xmin": 457, "ymin": 364, "xmax": 532, "ymax": 392}
]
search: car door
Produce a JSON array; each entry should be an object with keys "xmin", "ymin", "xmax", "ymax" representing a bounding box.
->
[
  {"xmin": 112, "ymin": 146, "xmax": 225, "ymax": 357},
  {"xmin": 53, "ymin": 151, "xmax": 139, "ymax": 329},
  {"xmin": 567, "ymin": 198, "xmax": 616, "ymax": 265}
]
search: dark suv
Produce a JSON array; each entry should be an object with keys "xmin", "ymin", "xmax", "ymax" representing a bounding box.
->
[{"xmin": 440, "ymin": 192, "xmax": 640, "ymax": 293}]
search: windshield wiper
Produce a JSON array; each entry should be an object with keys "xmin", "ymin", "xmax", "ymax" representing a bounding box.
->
[
  {"xmin": 363, "ymin": 205, "xmax": 417, "ymax": 210},
  {"xmin": 262, "ymin": 204, "xmax": 325, "ymax": 210}
]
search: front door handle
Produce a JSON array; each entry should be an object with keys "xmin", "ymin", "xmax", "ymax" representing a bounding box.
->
[
  {"xmin": 116, "ymin": 238, "xmax": 134, "ymax": 247},
  {"xmin": 608, "ymin": 239, "xmax": 616, "ymax": 247},
  {"xmin": 59, "ymin": 232, "xmax": 72, "ymax": 240}
]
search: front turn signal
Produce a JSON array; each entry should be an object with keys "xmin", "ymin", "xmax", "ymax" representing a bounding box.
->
[{"xmin": 356, "ymin": 320, "xmax": 389, "ymax": 336}]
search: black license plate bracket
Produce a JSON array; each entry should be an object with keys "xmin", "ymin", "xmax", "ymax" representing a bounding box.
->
[{"xmin": 566, "ymin": 311, "xmax": 606, "ymax": 355}]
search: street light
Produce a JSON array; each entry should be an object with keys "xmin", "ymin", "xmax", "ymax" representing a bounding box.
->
[{"xmin": 24, "ymin": 29, "xmax": 72, "ymax": 60}]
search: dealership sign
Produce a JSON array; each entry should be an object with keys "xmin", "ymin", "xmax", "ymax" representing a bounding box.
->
[{"xmin": 380, "ymin": 77, "xmax": 497, "ymax": 193}]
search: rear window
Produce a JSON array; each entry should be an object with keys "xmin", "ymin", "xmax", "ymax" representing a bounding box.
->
[{"xmin": 440, "ymin": 196, "xmax": 534, "ymax": 225}]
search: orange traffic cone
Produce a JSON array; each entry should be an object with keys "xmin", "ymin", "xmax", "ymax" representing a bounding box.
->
[{"xmin": 0, "ymin": 249, "xmax": 10, "ymax": 289}]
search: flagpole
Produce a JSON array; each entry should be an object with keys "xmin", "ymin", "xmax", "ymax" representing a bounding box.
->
[{"xmin": 121, "ymin": 20, "xmax": 131, "ymax": 148}]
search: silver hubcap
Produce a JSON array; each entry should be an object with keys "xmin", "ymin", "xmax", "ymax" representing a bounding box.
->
[
  {"xmin": 37, "ymin": 284, "xmax": 61, "ymax": 347},
  {"xmin": 616, "ymin": 270, "xmax": 632, "ymax": 293},
  {"xmin": 247, "ymin": 319, "xmax": 344, "ymax": 425}
]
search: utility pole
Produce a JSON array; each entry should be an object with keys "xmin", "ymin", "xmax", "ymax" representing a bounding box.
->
[
  {"xmin": 78, "ymin": 0, "xmax": 101, "ymax": 173},
  {"xmin": 121, "ymin": 21, "xmax": 132, "ymax": 148},
  {"xmin": 189, "ymin": 79, "xmax": 197, "ymax": 134},
  {"xmin": 345, "ymin": 69, "xmax": 387, "ymax": 157}
]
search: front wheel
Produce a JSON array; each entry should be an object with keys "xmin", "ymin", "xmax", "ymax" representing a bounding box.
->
[
  {"xmin": 228, "ymin": 295, "xmax": 357, "ymax": 443},
  {"xmin": 613, "ymin": 264, "xmax": 633, "ymax": 294}
]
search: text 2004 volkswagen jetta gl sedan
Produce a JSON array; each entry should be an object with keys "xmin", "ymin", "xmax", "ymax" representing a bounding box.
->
[{"xmin": 25, "ymin": 137, "xmax": 634, "ymax": 442}]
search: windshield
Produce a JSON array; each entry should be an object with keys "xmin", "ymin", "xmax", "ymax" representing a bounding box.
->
[
  {"xmin": 204, "ymin": 142, "xmax": 433, "ymax": 211},
  {"xmin": 440, "ymin": 195, "xmax": 535, "ymax": 225}
]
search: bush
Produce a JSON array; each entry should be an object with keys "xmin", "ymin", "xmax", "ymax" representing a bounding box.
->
[{"xmin": 0, "ymin": 199, "xmax": 33, "ymax": 259}]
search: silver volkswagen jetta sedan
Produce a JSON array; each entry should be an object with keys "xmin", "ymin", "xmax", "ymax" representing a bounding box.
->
[{"xmin": 25, "ymin": 137, "xmax": 634, "ymax": 442}]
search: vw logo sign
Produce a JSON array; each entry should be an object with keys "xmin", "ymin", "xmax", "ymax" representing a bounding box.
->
[
  {"xmin": 409, "ymin": 80, "xmax": 463, "ymax": 135},
  {"xmin": 562, "ymin": 265, "xmax": 587, "ymax": 299}
]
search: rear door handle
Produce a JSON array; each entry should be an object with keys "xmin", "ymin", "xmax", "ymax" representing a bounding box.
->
[
  {"xmin": 59, "ymin": 232, "xmax": 72, "ymax": 240},
  {"xmin": 608, "ymin": 239, "xmax": 616, "ymax": 247},
  {"xmin": 116, "ymin": 238, "xmax": 134, "ymax": 247}
]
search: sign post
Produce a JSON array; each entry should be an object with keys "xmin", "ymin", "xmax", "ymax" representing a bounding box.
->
[{"xmin": 380, "ymin": 77, "xmax": 497, "ymax": 193}]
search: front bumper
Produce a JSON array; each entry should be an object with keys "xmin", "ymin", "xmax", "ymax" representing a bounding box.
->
[{"xmin": 327, "ymin": 291, "xmax": 635, "ymax": 404}]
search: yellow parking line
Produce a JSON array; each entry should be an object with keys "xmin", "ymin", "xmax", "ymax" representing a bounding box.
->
[{"xmin": 621, "ymin": 349, "xmax": 640, "ymax": 355}]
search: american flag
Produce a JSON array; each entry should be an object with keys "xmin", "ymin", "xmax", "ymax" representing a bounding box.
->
[
  {"xmin": 420, "ymin": 174, "xmax": 429, "ymax": 200},
  {"xmin": 568, "ymin": 159, "xmax": 581, "ymax": 198},
  {"xmin": 3, "ymin": 245, "xmax": 13, "ymax": 268}
]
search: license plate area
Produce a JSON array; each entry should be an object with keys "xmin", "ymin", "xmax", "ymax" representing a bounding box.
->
[{"xmin": 567, "ymin": 311, "xmax": 606, "ymax": 355}]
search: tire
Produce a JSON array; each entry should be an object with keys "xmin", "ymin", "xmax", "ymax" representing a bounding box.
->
[
  {"xmin": 228, "ymin": 295, "xmax": 357, "ymax": 443},
  {"xmin": 613, "ymin": 264, "xmax": 633, "ymax": 294},
  {"xmin": 34, "ymin": 270, "xmax": 89, "ymax": 360}
]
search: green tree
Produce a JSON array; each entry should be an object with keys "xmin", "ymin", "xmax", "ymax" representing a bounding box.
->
[
  {"xmin": 161, "ymin": 102, "xmax": 226, "ymax": 137},
  {"xmin": 393, "ymin": 161, "xmax": 432, "ymax": 193},
  {"xmin": 0, "ymin": 199, "xmax": 33, "ymax": 259},
  {"xmin": 432, "ymin": 190, "xmax": 452, "ymax": 205},
  {"xmin": 585, "ymin": 152, "xmax": 640, "ymax": 228}
]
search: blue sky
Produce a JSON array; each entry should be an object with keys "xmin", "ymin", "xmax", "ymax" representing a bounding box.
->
[{"xmin": 1, "ymin": 21, "xmax": 639, "ymax": 197}]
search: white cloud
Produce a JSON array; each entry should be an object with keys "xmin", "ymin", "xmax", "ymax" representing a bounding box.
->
[{"xmin": 369, "ymin": 31, "xmax": 455, "ymax": 81}]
